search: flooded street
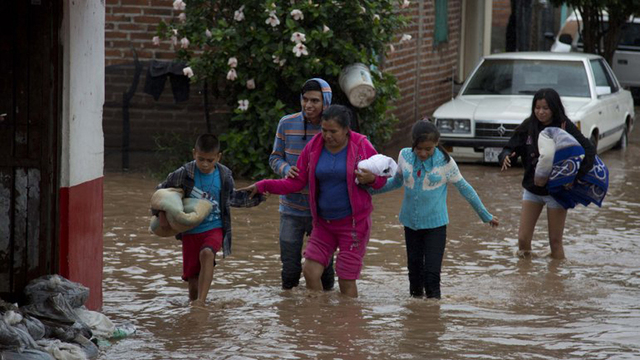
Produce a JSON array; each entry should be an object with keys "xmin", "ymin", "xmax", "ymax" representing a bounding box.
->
[{"xmin": 100, "ymin": 128, "xmax": 640, "ymax": 359}]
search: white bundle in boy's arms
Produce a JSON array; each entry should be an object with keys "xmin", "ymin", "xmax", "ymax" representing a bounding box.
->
[{"xmin": 149, "ymin": 188, "xmax": 212, "ymax": 237}]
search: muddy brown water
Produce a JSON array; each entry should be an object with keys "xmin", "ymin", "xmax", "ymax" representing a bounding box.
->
[{"xmin": 100, "ymin": 129, "xmax": 640, "ymax": 359}]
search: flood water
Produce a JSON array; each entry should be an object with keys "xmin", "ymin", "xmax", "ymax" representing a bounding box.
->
[{"xmin": 100, "ymin": 127, "xmax": 640, "ymax": 359}]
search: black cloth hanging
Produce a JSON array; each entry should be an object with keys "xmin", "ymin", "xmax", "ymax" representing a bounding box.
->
[{"xmin": 143, "ymin": 60, "xmax": 190, "ymax": 103}]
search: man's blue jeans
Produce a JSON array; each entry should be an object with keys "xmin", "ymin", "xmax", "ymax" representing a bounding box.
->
[{"xmin": 280, "ymin": 214, "xmax": 335, "ymax": 290}]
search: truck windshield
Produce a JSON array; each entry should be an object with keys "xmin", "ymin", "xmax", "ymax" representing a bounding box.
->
[{"xmin": 463, "ymin": 59, "xmax": 590, "ymax": 98}]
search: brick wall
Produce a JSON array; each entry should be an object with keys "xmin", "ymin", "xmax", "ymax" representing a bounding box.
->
[
  {"xmin": 105, "ymin": 0, "xmax": 176, "ymax": 65},
  {"xmin": 103, "ymin": 63, "xmax": 229, "ymax": 171},
  {"xmin": 103, "ymin": 0, "xmax": 463, "ymax": 170},
  {"xmin": 491, "ymin": 0, "xmax": 511, "ymax": 53},
  {"xmin": 383, "ymin": 0, "xmax": 462, "ymax": 151},
  {"xmin": 492, "ymin": 0, "xmax": 511, "ymax": 28}
]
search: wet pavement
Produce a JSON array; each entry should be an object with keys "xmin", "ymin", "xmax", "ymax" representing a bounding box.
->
[{"xmin": 100, "ymin": 124, "xmax": 640, "ymax": 359}]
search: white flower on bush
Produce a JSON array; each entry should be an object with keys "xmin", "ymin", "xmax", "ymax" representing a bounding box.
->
[
  {"xmin": 291, "ymin": 9, "xmax": 304, "ymax": 20},
  {"xmin": 266, "ymin": 11, "xmax": 280, "ymax": 27},
  {"xmin": 290, "ymin": 32, "xmax": 306, "ymax": 43},
  {"xmin": 227, "ymin": 68, "xmax": 238, "ymax": 81},
  {"xmin": 388, "ymin": 44, "xmax": 395, "ymax": 54},
  {"xmin": 323, "ymin": 24, "xmax": 330, "ymax": 33},
  {"xmin": 178, "ymin": 12, "xmax": 186, "ymax": 22},
  {"xmin": 172, "ymin": 29, "xmax": 178, "ymax": 35},
  {"xmin": 360, "ymin": 6, "xmax": 366, "ymax": 14},
  {"xmin": 246, "ymin": 79, "xmax": 256, "ymax": 90},
  {"xmin": 373, "ymin": 14, "xmax": 380, "ymax": 22},
  {"xmin": 205, "ymin": 29, "xmax": 212, "ymax": 38},
  {"xmin": 400, "ymin": 34, "xmax": 412, "ymax": 43},
  {"xmin": 173, "ymin": 0, "xmax": 186, "ymax": 11},
  {"xmin": 152, "ymin": 36, "xmax": 160, "ymax": 46},
  {"xmin": 272, "ymin": 55, "xmax": 286, "ymax": 66},
  {"xmin": 292, "ymin": 43, "xmax": 309, "ymax": 57},
  {"xmin": 228, "ymin": 57, "xmax": 238, "ymax": 68},
  {"xmin": 237, "ymin": 99, "xmax": 249, "ymax": 111},
  {"xmin": 180, "ymin": 37, "xmax": 190, "ymax": 49},
  {"xmin": 183, "ymin": 67, "xmax": 194, "ymax": 78},
  {"xmin": 401, "ymin": 0, "xmax": 410, "ymax": 9},
  {"xmin": 234, "ymin": 5, "xmax": 245, "ymax": 22}
]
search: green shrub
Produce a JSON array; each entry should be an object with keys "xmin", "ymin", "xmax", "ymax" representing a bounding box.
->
[{"xmin": 157, "ymin": 0, "xmax": 407, "ymax": 178}]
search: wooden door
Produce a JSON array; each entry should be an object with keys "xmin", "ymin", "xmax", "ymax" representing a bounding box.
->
[{"xmin": 0, "ymin": 0, "xmax": 60, "ymax": 303}]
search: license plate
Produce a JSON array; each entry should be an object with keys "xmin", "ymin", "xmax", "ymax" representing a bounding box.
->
[{"xmin": 483, "ymin": 147, "xmax": 502, "ymax": 163}]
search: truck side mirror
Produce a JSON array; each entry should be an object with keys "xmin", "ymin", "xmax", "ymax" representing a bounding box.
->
[{"xmin": 559, "ymin": 34, "xmax": 573, "ymax": 45}]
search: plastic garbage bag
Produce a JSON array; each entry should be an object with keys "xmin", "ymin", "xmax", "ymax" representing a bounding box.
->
[
  {"xmin": 21, "ymin": 315, "xmax": 46, "ymax": 341},
  {"xmin": 0, "ymin": 300, "xmax": 19, "ymax": 314},
  {"xmin": 0, "ymin": 348, "xmax": 55, "ymax": 360},
  {"xmin": 0, "ymin": 320, "xmax": 22, "ymax": 349},
  {"xmin": 3, "ymin": 310, "xmax": 46, "ymax": 342},
  {"xmin": 0, "ymin": 319, "xmax": 38, "ymax": 351},
  {"xmin": 110, "ymin": 322, "xmax": 136, "ymax": 339},
  {"xmin": 72, "ymin": 334, "xmax": 98, "ymax": 360},
  {"xmin": 22, "ymin": 293, "xmax": 92, "ymax": 343},
  {"xmin": 73, "ymin": 308, "xmax": 115, "ymax": 339},
  {"xmin": 37, "ymin": 338, "xmax": 88, "ymax": 360},
  {"xmin": 3, "ymin": 311, "xmax": 22, "ymax": 325},
  {"xmin": 22, "ymin": 293, "xmax": 82, "ymax": 327},
  {"xmin": 24, "ymin": 275, "xmax": 89, "ymax": 309},
  {"xmin": 48, "ymin": 322, "xmax": 92, "ymax": 344}
]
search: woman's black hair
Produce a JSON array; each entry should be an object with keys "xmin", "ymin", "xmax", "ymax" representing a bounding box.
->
[
  {"xmin": 518, "ymin": 88, "xmax": 571, "ymax": 154},
  {"xmin": 411, "ymin": 119, "xmax": 451, "ymax": 163},
  {"xmin": 321, "ymin": 104, "xmax": 352, "ymax": 129}
]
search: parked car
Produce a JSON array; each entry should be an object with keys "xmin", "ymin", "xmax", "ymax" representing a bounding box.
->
[
  {"xmin": 432, "ymin": 52, "xmax": 635, "ymax": 163},
  {"xmin": 550, "ymin": 12, "xmax": 640, "ymax": 98}
]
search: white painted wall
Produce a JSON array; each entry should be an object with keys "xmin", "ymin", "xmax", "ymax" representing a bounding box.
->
[
  {"xmin": 60, "ymin": 0, "xmax": 105, "ymax": 188},
  {"xmin": 459, "ymin": 0, "xmax": 493, "ymax": 82}
]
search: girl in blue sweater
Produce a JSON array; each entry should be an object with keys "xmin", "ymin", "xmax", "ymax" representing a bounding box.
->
[{"xmin": 372, "ymin": 120, "xmax": 499, "ymax": 298}]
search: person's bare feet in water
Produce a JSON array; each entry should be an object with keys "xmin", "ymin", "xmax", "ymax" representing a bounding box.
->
[{"xmin": 190, "ymin": 299, "xmax": 206, "ymax": 308}]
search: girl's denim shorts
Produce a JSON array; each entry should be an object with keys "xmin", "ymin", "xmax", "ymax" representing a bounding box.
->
[{"xmin": 522, "ymin": 189, "xmax": 563, "ymax": 209}]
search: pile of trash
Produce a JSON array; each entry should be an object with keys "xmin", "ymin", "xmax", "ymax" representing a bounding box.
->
[{"xmin": 1, "ymin": 275, "xmax": 135, "ymax": 360}]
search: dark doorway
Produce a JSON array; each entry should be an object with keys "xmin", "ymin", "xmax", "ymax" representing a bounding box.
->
[{"xmin": 0, "ymin": 0, "xmax": 61, "ymax": 303}]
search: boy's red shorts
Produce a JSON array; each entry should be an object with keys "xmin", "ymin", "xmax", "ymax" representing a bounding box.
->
[{"xmin": 181, "ymin": 228, "xmax": 223, "ymax": 281}]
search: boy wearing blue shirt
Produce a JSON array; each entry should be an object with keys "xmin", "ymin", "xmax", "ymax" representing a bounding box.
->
[{"xmin": 156, "ymin": 134, "xmax": 259, "ymax": 307}]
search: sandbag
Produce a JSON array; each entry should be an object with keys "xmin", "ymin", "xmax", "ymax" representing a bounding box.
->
[
  {"xmin": 0, "ymin": 319, "xmax": 38, "ymax": 351},
  {"xmin": 21, "ymin": 294, "xmax": 92, "ymax": 342},
  {"xmin": 37, "ymin": 338, "xmax": 88, "ymax": 360},
  {"xmin": 0, "ymin": 309, "xmax": 43, "ymax": 350},
  {"xmin": 21, "ymin": 294, "xmax": 82, "ymax": 327},
  {"xmin": 0, "ymin": 349, "xmax": 55, "ymax": 360},
  {"xmin": 19, "ymin": 315, "xmax": 46, "ymax": 341},
  {"xmin": 149, "ymin": 188, "xmax": 212, "ymax": 237},
  {"xmin": 7, "ymin": 312, "xmax": 46, "ymax": 342},
  {"xmin": 24, "ymin": 275, "xmax": 89, "ymax": 309},
  {"xmin": 73, "ymin": 308, "xmax": 115, "ymax": 339},
  {"xmin": 0, "ymin": 320, "xmax": 23, "ymax": 350}
]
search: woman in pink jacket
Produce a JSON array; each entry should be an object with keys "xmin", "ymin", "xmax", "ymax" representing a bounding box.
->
[{"xmin": 243, "ymin": 105, "xmax": 386, "ymax": 297}]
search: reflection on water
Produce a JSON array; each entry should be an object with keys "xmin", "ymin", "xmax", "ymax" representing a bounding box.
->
[{"xmin": 100, "ymin": 129, "xmax": 640, "ymax": 359}]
